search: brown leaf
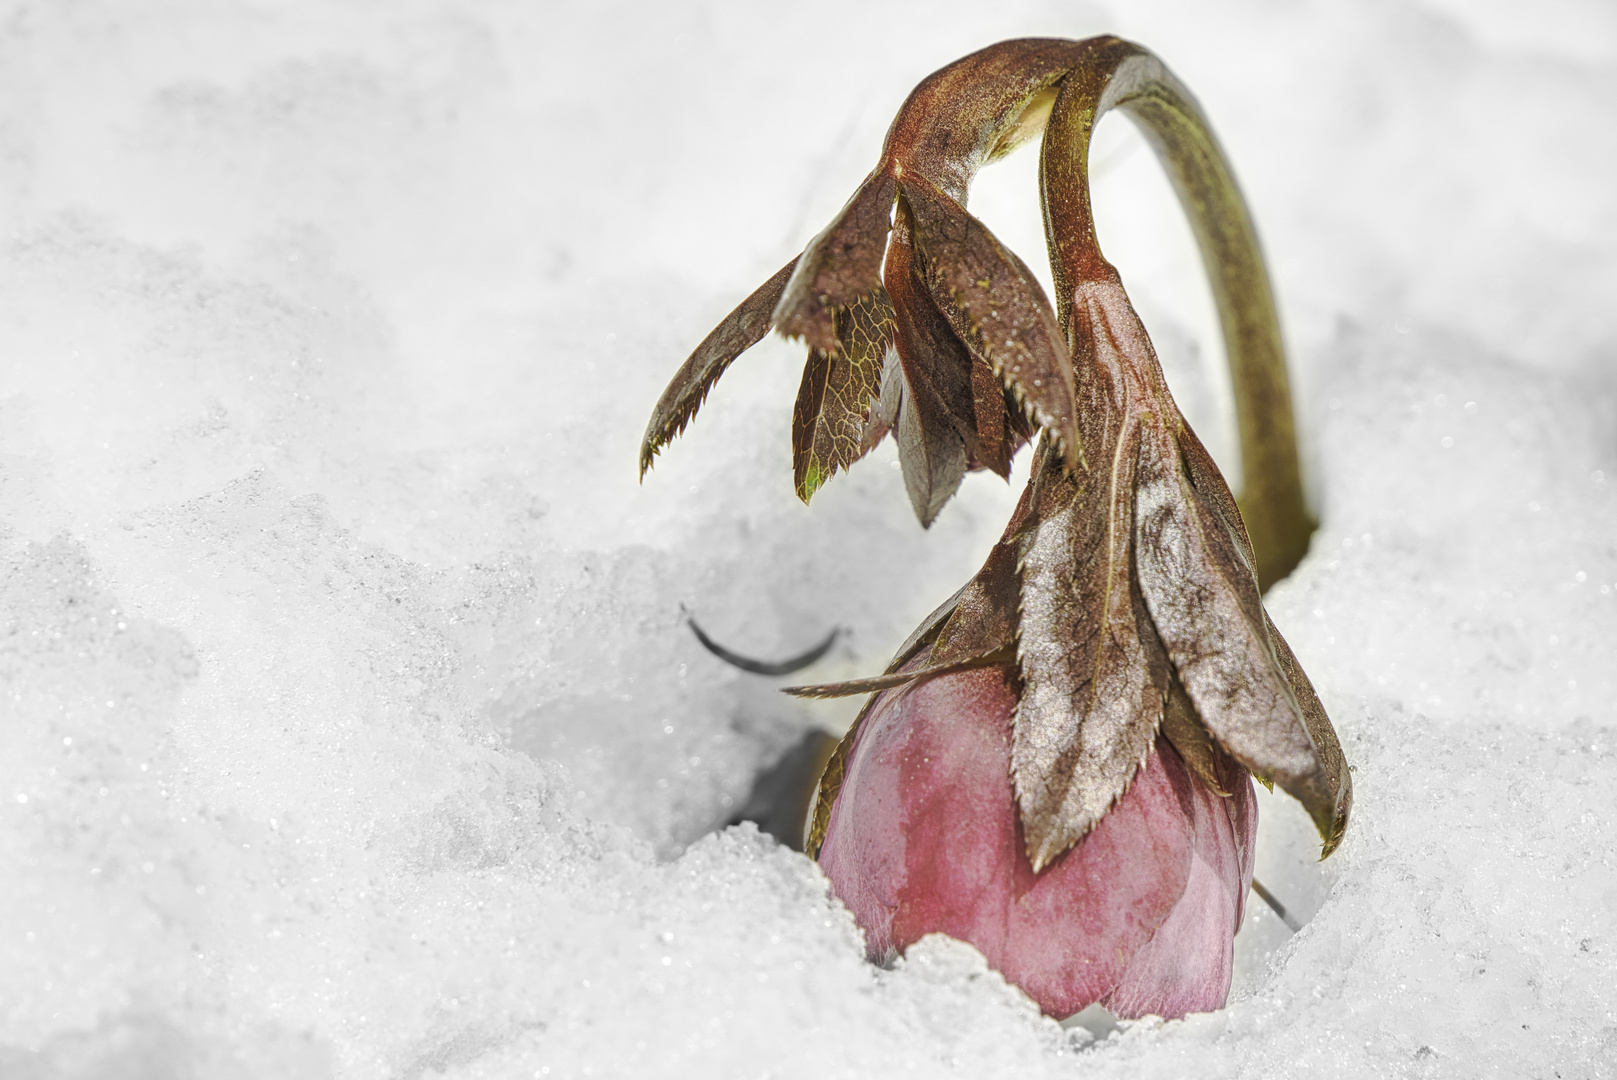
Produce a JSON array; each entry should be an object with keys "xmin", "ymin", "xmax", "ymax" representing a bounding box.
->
[
  {"xmin": 1071, "ymin": 274, "xmax": 1349, "ymax": 857},
  {"xmin": 930, "ymin": 530, "xmax": 1021, "ymax": 667},
  {"xmin": 894, "ymin": 371, "xmax": 967, "ymax": 528},
  {"xmin": 791, "ymin": 348, "xmax": 835, "ymax": 484},
  {"xmin": 1133, "ymin": 419, "xmax": 1323, "ymax": 808},
  {"xmin": 783, "ymin": 645, "xmax": 1014, "ymax": 700},
  {"xmin": 886, "ymin": 194, "xmax": 1021, "ymax": 477},
  {"xmin": 1159, "ymin": 672, "xmax": 1230, "ymax": 798},
  {"xmin": 640, "ymin": 257, "xmax": 799, "ymax": 478},
  {"xmin": 775, "ymin": 172, "xmax": 898, "ymax": 352},
  {"xmin": 790, "ymin": 292, "xmax": 897, "ymax": 501},
  {"xmin": 804, "ymin": 690, "xmax": 873, "ymax": 860},
  {"xmin": 966, "ymin": 342, "xmax": 1015, "ymax": 478},
  {"xmin": 878, "ymin": 343, "xmax": 905, "ymax": 430},
  {"xmin": 1162, "ymin": 405, "xmax": 1350, "ymax": 856},
  {"xmin": 1172, "ymin": 420, "xmax": 1259, "ymax": 582},
  {"xmin": 900, "ymin": 176, "xmax": 1079, "ymax": 469},
  {"xmin": 1014, "ymin": 424, "xmax": 1163, "ymax": 872},
  {"xmin": 1263, "ymin": 610, "xmax": 1353, "ymax": 857},
  {"xmin": 879, "ymin": 204, "xmax": 966, "ymax": 526}
]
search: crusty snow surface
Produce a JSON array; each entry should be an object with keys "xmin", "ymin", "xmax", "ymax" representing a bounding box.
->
[{"xmin": 2, "ymin": 1, "xmax": 1615, "ymax": 1077}]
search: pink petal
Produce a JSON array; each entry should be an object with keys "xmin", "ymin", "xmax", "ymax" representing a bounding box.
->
[
  {"xmin": 819, "ymin": 663, "xmax": 1257, "ymax": 1019},
  {"xmin": 1103, "ymin": 745, "xmax": 1257, "ymax": 1018}
]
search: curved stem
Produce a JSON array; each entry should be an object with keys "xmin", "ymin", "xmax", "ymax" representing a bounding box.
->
[{"xmin": 1039, "ymin": 38, "xmax": 1313, "ymax": 589}]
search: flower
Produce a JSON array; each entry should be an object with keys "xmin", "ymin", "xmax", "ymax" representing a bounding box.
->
[
  {"xmin": 640, "ymin": 38, "xmax": 1101, "ymax": 524},
  {"xmin": 814, "ymin": 655, "xmax": 1257, "ymax": 1019},
  {"xmin": 799, "ymin": 387, "xmax": 1348, "ymax": 1016},
  {"xmin": 784, "ymin": 38, "xmax": 1350, "ymax": 1018},
  {"xmin": 647, "ymin": 34, "xmax": 1354, "ymax": 1020}
]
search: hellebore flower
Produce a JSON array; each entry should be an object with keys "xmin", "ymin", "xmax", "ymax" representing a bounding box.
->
[
  {"xmin": 798, "ymin": 390, "xmax": 1347, "ymax": 1018},
  {"xmin": 814, "ymin": 654, "xmax": 1257, "ymax": 1019},
  {"xmin": 647, "ymin": 35, "xmax": 1353, "ymax": 1020}
]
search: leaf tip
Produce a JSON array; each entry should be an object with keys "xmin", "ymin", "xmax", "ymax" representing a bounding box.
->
[
  {"xmin": 798, "ymin": 462, "xmax": 826, "ymax": 503},
  {"xmin": 1315, "ymin": 768, "xmax": 1352, "ymax": 859}
]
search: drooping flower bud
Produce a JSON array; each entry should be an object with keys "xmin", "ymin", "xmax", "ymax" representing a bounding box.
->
[
  {"xmin": 815, "ymin": 655, "xmax": 1256, "ymax": 1019},
  {"xmin": 649, "ymin": 35, "xmax": 1356, "ymax": 1021}
]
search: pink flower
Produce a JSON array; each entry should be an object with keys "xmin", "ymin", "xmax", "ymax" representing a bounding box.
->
[
  {"xmin": 816, "ymin": 656, "xmax": 1256, "ymax": 1019},
  {"xmin": 645, "ymin": 34, "xmax": 1357, "ymax": 1021}
]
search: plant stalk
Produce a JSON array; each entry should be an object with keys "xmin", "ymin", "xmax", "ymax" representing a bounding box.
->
[{"xmin": 1038, "ymin": 38, "xmax": 1313, "ymax": 589}]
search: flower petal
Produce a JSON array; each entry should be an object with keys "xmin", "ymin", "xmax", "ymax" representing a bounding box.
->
[
  {"xmin": 819, "ymin": 661, "xmax": 1221, "ymax": 1018},
  {"xmin": 1102, "ymin": 743, "xmax": 1256, "ymax": 1019},
  {"xmin": 640, "ymin": 257, "xmax": 799, "ymax": 477}
]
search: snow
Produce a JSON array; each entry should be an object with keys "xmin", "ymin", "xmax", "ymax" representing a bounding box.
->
[{"xmin": 1, "ymin": 0, "xmax": 1614, "ymax": 1076}]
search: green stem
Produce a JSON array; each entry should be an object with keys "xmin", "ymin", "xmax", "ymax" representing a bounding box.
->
[{"xmin": 1039, "ymin": 38, "xmax": 1313, "ymax": 590}]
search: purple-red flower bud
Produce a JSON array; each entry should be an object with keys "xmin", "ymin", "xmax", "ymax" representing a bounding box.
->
[{"xmin": 818, "ymin": 658, "xmax": 1256, "ymax": 1019}]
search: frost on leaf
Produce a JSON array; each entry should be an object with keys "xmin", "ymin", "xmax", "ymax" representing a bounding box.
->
[
  {"xmin": 1014, "ymin": 427, "xmax": 1163, "ymax": 873},
  {"xmin": 1134, "ymin": 414, "xmax": 1349, "ymax": 857}
]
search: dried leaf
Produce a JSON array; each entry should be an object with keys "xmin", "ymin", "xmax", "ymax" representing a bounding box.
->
[
  {"xmin": 783, "ymin": 645, "xmax": 1014, "ymax": 700},
  {"xmin": 1263, "ymin": 610, "xmax": 1353, "ymax": 857},
  {"xmin": 895, "ymin": 372, "xmax": 967, "ymax": 528},
  {"xmin": 1014, "ymin": 424, "xmax": 1163, "ymax": 872},
  {"xmin": 1159, "ymin": 673, "xmax": 1230, "ymax": 798},
  {"xmin": 888, "ymin": 191, "xmax": 1023, "ymax": 478},
  {"xmin": 804, "ymin": 691, "xmax": 874, "ymax": 860},
  {"xmin": 775, "ymin": 172, "xmax": 899, "ymax": 352},
  {"xmin": 930, "ymin": 529, "xmax": 1022, "ymax": 666},
  {"xmin": 640, "ymin": 257, "xmax": 799, "ymax": 478},
  {"xmin": 968, "ymin": 346, "xmax": 1015, "ymax": 477},
  {"xmin": 900, "ymin": 176, "xmax": 1079, "ymax": 468},
  {"xmin": 1161, "ymin": 408, "xmax": 1351, "ymax": 856},
  {"xmin": 791, "ymin": 292, "xmax": 897, "ymax": 501},
  {"xmin": 887, "ymin": 580, "xmax": 968, "ymax": 674},
  {"xmin": 888, "ymin": 259, "xmax": 975, "ymax": 450},
  {"xmin": 878, "ymin": 343, "xmax": 904, "ymax": 430},
  {"xmin": 1172, "ymin": 421, "xmax": 1259, "ymax": 581},
  {"xmin": 884, "ymin": 195, "xmax": 981, "ymax": 523},
  {"xmin": 1134, "ymin": 418, "xmax": 1321, "ymax": 799}
]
